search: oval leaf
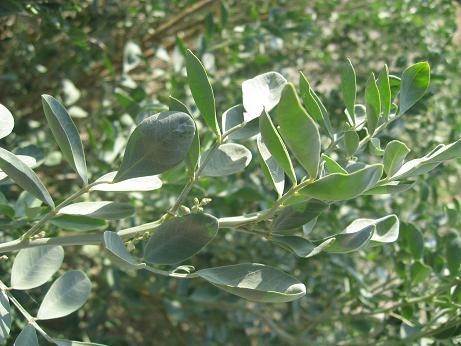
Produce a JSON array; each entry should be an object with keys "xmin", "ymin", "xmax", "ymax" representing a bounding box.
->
[
  {"xmin": 143, "ymin": 213, "xmax": 218, "ymax": 265},
  {"xmin": 201, "ymin": 143, "xmax": 252, "ymax": 177},
  {"xmin": 272, "ymin": 199, "xmax": 328, "ymax": 231},
  {"xmin": 11, "ymin": 245, "xmax": 64, "ymax": 290},
  {"xmin": 0, "ymin": 147, "xmax": 54, "ymax": 208},
  {"xmin": 274, "ymin": 83, "xmax": 321, "ymax": 178},
  {"xmin": 0, "ymin": 291, "xmax": 11, "ymax": 343},
  {"xmin": 37, "ymin": 270, "xmax": 91, "ymax": 320},
  {"xmin": 14, "ymin": 324, "xmax": 38, "ymax": 346},
  {"xmin": 0, "ymin": 103, "xmax": 14, "ymax": 139},
  {"xmin": 383, "ymin": 140, "xmax": 410, "ymax": 176},
  {"xmin": 271, "ymin": 235, "xmax": 335, "ymax": 258},
  {"xmin": 114, "ymin": 111, "xmax": 195, "ymax": 182},
  {"xmin": 297, "ymin": 164, "xmax": 383, "ymax": 201},
  {"xmin": 259, "ymin": 110, "xmax": 296, "ymax": 184},
  {"xmin": 318, "ymin": 225, "xmax": 375, "ymax": 253},
  {"xmin": 343, "ymin": 214, "xmax": 399, "ymax": 244},
  {"xmin": 256, "ymin": 135, "xmax": 285, "ymax": 198},
  {"xmin": 49, "ymin": 214, "xmax": 107, "ymax": 232},
  {"xmin": 321, "ymin": 154, "xmax": 347, "ymax": 174},
  {"xmin": 91, "ymin": 171, "xmax": 162, "ymax": 192},
  {"xmin": 399, "ymin": 62, "xmax": 430, "ymax": 115},
  {"xmin": 341, "ymin": 130, "xmax": 359, "ymax": 157},
  {"xmin": 242, "ymin": 72, "xmax": 287, "ymax": 121},
  {"xmin": 41, "ymin": 95, "xmax": 88, "ymax": 184},
  {"xmin": 59, "ymin": 201, "xmax": 134, "ymax": 220},
  {"xmin": 197, "ymin": 263, "xmax": 306, "ymax": 303},
  {"xmin": 185, "ymin": 50, "xmax": 219, "ymax": 136}
]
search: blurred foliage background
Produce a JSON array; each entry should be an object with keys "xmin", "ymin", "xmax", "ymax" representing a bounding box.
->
[{"xmin": 1, "ymin": 0, "xmax": 461, "ymax": 345}]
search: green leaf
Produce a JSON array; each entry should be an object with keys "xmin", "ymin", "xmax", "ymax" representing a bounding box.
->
[
  {"xmin": 274, "ymin": 83, "xmax": 320, "ymax": 179},
  {"xmin": 185, "ymin": 50, "xmax": 219, "ymax": 136},
  {"xmin": 143, "ymin": 213, "xmax": 218, "ymax": 265},
  {"xmin": 318, "ymin": 225, "xmax": 375, "ymax": 253},
  {"xmin": 11, "ymin": 246, "xmax": 64, "ymax": 290},
  {"xmin": 365, "ymin": 73, "xmax": 381, "ymax": 135},
  {"xmin": 91, "ymin": 171, "xmax": 162, "ymax": 192},
  {"xmin": 0, "ymin": 103, "xmax": 14, "ymax": 139},
  {"xmin": 383, "ymin": 140, "xmax": 410, "ymax": 176},
  {"xmin": 49, "ymin": 215, "xmax": 107, "ymax": 232},
  {"xmin": 343, "ymin": 215, "xmax": 399, "ymax": 245},
  {"xmin": 168, "ymin": 96, "xmax": 201, "ymax": 176},
  {"xmin": 272, "ymin": 199, "xmax": 329, "ymax": 231},
  {"xmin": 0, "ymin": 290, "xmax": 11, "ymax": 343},
  {"xmin": 197, "ymin": 263, "xmax": 306, "ymax": 303},
  {"xmin": 41, "ymin": 95, "xmax": 88, "ymax": 185},
  {"xmin": 340, "ymin": 59, "xmax": 357, "ymax": 125},
  {"xmin": 363, "ymin": 181, "xmax": 415, "ymax": 195},
  {"xmin": 114, "ymin": 111, "xmax": 195, "ymax": 182},
  {"xmin": 242, "ymin": 72, "xmax": 287, "ymax": 121},
  {"xmin": 369, "ymin": 138, "xmax": 385, "ymax": 156},
  {"xmin": 37, "ymin": 270, "xmax": 91, "ymax": 320},
  {"xmin": 321, "ymin": 154, "xmax": 347, "ymax": 174},
  {"xmin": 0, "ymin": 147, "xmax": 54, "ymax": 208},
  {"xmin": 55, "ymin": 340, "xmax": 107, "ymax": 346},
  {"xmin": 411, "ymin": 261, "xmax": 431, "ymax": 284},
  {"xmin": 0, "ymin": 155, "xmax": 36, "ymax": 181},
  {"xmin": 103, "ymin": 231, "xmax": 146, "ymax": 271},
  {"xmin": 446, "ymin": 234, "xmax": 461, "ymax": 276},
  {"xmin": 399, "ymin": 62, "xmax": 430, "ymax": 115},
  {"xmin": 377, "ymin": 65, "xmax": 391, "ymax": 121},
  {"xmin": 400, "ymin": 223, "xmax": 424, "ymax": 260},
  {"xmin": 271, "ymin": 235, "xmax": 335, "ymax": 258},
  {"xmin": 256, "ymin": 135, "xmax": 285, "ymax": 198},
  {"xmin": 59, "ymin": 201, "xmax": 134, "ymax": 220},
  {"xmin": 299, "ymin": 72, "xmax": 333, "ymax": 137},
  {"xmin": 341, "ymin": 130, "xmax": 359, "ymax": 157},
  {"xmin": 259, "ymin": 110, "xmax": 296, "ymax": 184},
  {"xmin": 14, "ymin": 324, "xmax": 38, "ymax": 346},
  {"xmin": 200, "ymin": 143, "xmax": 252, "ymax": 177},
  {"xmin": 296, "ymin": 164, "xmax": 383, "ymax": 201},
  {"xmin": 389, "ymin": 75, "xmax": 401, "ymax": 101},
  {"xmin": 221, "ymin": 104, "xmax": 259, "ymax": 140},
  {"xmin": 392, "ymin": 139, "xmax": 461, "ymax": 179}
]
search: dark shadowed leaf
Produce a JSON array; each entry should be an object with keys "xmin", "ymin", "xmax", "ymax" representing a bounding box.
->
[
  {"xmin": 221, "ymin": 104, "xmax": 259, "ymax": 140},
  {"xmin": 197, "ymin": 263, "xmax": 306, "ymax": 303},
  {"xmin": 37, "ymin": 271, "xmax": 91, "ymax": 320},
  {"xmin": 11, "ymin": 246, "xmax": 64, "ymax": 290},
  {"xmin": 0, "ymin": 147, "xmax": 54, "ymax": 208},
  {"xmin": 103, "ymin": 231, "xmax": 146, "ymax": 271},
  {"xmin": 14, "ymin": 324, "xmax": 38, "ymax": 346},
  {"xmin": 144, "ymin": 213, "xmax": 218, "ymax": 265},
  {"xmin": 114, "ymin": 111, "xmax": 195, "ymax": 182},
  {"xmin": 364, "ymin": 181, "xmax": 415, "ymax": 195},
  {"xmin": 272, "ymin": 199, "xmax": 329, "ymax": 231},
  {"xmin": 55, "ymin": 340, "xmax": 107, "ymax": 346},
  {"xmin": 41, "ymin": 95, "xmax": 88, "ymax": 184}
]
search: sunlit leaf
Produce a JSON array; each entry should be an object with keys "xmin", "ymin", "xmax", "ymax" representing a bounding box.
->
[
  {"xmin": 0, "ymin": 103, "xmax": 14, "ymax": 139},
  {"xmin": 399, "ymin": 62, "xmax": 430, "ymax": 115},
  {"xmin": 59, "ymin": 201, "xmax": 134, "ymax": 220},
  {"xmin": 340, "ymin": 59, "xmax": 357, "ymax": 125},
  {"xmin": 91, "ymin": 171, "xmax": 162, "ymax": 192},
  {"xmin": 377, "ymin": 64, "xmax": 391, "ymax": 121},
  {"xmin": 383, "ymin": 140, "xmax": 410, "ymax": 176}
]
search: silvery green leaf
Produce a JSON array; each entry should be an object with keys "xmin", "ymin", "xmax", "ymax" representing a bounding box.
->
[
  {"xmin": 37, "ymin": 270, "xmax": 91, "ymax": 320},
  {"xmin": 14, "ymin": 324, "xmax": 38, "ymax": 346},
  {"xmin": 399, "ymin": 62, "xmax": 430, "ymax": 115},
  {"xmin": 201, "ymin": 143, "xmax": 252, "ymax": 177},
  {"xmin": 0, "ymin": 147, "xmax": 54, "ymax": 208},
  {"xmin": 144, "ymin": 213, "xmax": 218, "ymax": 265},
  {"xmin": 0, "ymin": 155, "xmax": 37, "ymax": 181},
  {"xmin": 272, "ymin": 199, "xmax": 329, "ymax": 231},
  {"xmin": 114, "ymin": 111, "xmax": 195, "ymax": 182},
  {"xmin": 221, "ymin": 104, "xmax": 259, "ymax": 140},
  {"xmin": 0, "ymin": 103, "xmax": 14, "ymax": 139},
  {"xmin": 343, "ymin": 214, "xmax": 399, "ymax": 244},
  {"xmin": 0, "ymin": 290, "xmax": 11, "ymax": 343},
  {"xmin": 363, "ymin": 181, "xmax": 415, "ymax": 195},
  {"xmin": 49, "ymin": 215, "xmax": 107, "ymax": 232},
  {"xmin": 271, "ymin": 235, "xmax": 335, "ymax": 258},
  {"xmin": 103, "ymin": 231, "xmax": 146, "ymax": 271},
  {"xmin": 242, "ymin": 72, "xmax": 287, "ymax": 121},
  {"xmin": 11, "ymin": 246, "xmax": 64, "ymax": 290},
  {"xmin": 377, "ymin": 64, "xmax": 391, "ymax": 121},
  {"xmin": 340, "ymin": 59, "xmax": 357, "ymax": 125},
  {"xmin": 321, "ymin": 154, "xmax": 347, "ymax": 174},
  {"xmin": 383, "ymin": 140, "xmax": 410, "ymax": 176},
  {"xmin": 365, "ymin": 73, "xmax": 381, "ymax": 135},
  {"xmin": 41, "ymin": 95, "xmax": 88, "ymax": 185},
  {"xmin": 59, "ymin": 201, "xmax": 134, "ymax": 220},
  {"xmin": 197, "ymin": 263, "xmax": 306, "ymax": 303},
  {"xmin": 256, "ymin": 135, "xmax": 285, "ymax": 198},
  {"xmin": 91, "ymin": 171, "xmax": 162, "ymax": 192},
  {"xmin": 316, "ymin": 225, "xmax": 375, "ymax": 253}
]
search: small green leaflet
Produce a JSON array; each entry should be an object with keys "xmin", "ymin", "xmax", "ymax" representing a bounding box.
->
[
  {"xmin": 365, "ymin": 73, "xmax": 381, "ymax": 135},
  {"xmin": 340, "ymin": 58, "xmax": 357, "ymax": 125},
  {"xmin": 399, "ymin": 62, "xmax": 430, "ymax": 115}
]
